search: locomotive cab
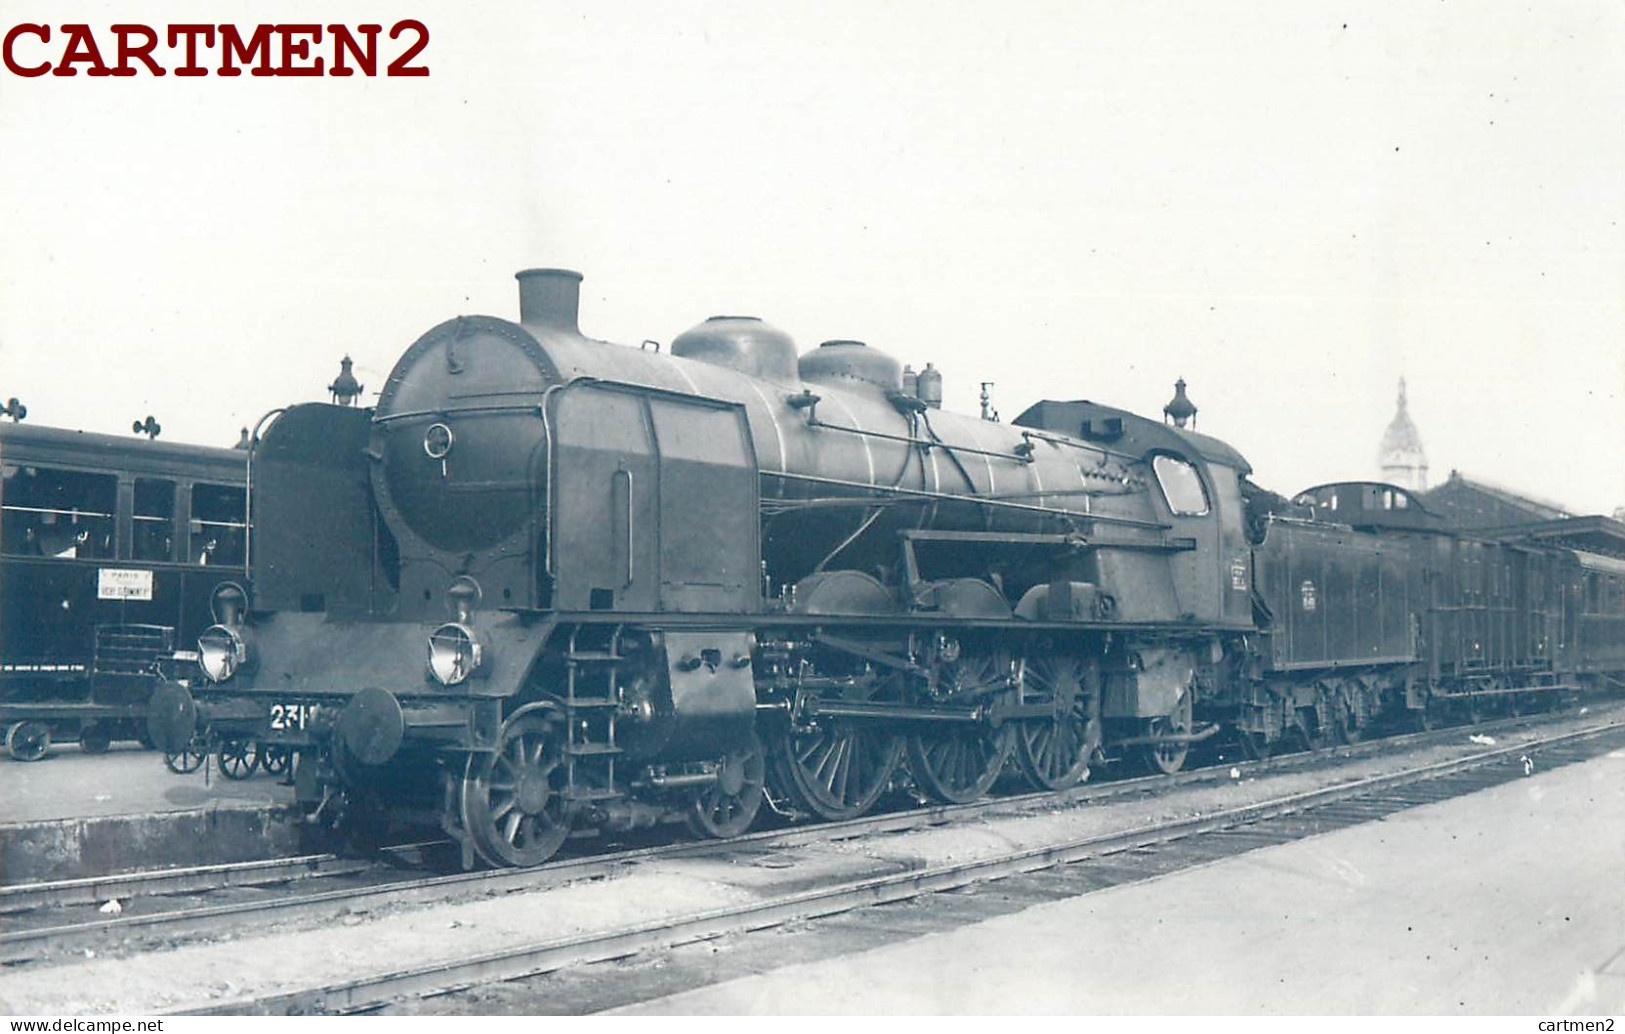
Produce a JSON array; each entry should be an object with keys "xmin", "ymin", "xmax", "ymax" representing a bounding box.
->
[{"xmin": 1012, "ymin": 398, "xmax": 1255, "ymax": 629}]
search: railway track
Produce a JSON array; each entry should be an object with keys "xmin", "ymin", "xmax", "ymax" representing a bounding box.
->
[
  {"xmin": 2, "ymin": 705, "xmax": 1620, "ymax": 1015},
  {"xmin": 181, "ymin": 714, "xmax": 1625, "ymax": 1016},
  {"xmin": 3, "ymin": 701, "xmax": 1614, "ymax": 966}
]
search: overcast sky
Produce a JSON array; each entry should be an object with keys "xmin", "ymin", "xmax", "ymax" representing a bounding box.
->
[{"xmin": 2, "ymin": 1, "xmax": 1621, "ymax": 513}]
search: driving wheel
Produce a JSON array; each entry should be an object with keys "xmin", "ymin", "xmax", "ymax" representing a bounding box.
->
[
  {"xmin": 769, "ymin": 719, "xmax": 903, "ymax": 821},
  {"xmin": 906, "ymin": 650, "xmax": 1016, "ymax": 804}
]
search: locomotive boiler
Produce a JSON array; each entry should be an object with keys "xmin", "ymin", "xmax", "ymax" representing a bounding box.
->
[{"xmin": 155, "ymin": 268, "xmax": 1260, "ymax": 867}]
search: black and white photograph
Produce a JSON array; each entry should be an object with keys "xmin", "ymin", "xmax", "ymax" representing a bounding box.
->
[{"xmin": 1, "ymin": 0, "xmax": 1623, "ymax": 1019}]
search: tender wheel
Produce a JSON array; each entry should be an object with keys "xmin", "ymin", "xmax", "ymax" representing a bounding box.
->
[
  {"xmin": 7, "ymin": 720, "xmax": 51, "ymax": 762},
  {"xmin": 1493, "ymin": 675, "xmax": 1523, "ymax": 716},
  {"xmin": 218, "ymin": 738, "xmax": 261, "ymax": 780},
  {"xmin": 460, "ymin": 707, "xmax": 570, "ymax": 868},
  {"xmin": 906, "ymin": 651, "xmax": 1016, "ymax": 804},
  {"xmin": 686, "ymin": 734, "xmax": 766, "ymax": 839},
  {"xmin": 1234, "ymin": 729, "xmax": 1269, "ymax": 761},
  {"xmin": 769, "ymin": 720, "xmax": 903, "ymax": 821},
  {"xmin": 260, "ymin": 744, "xmax": 292, "ymax": 777},
  {"xmin": 1334, "ymin": 698, "xmax": 1363, "ymax": 745},
  {"xmin": 164, "ymin": 735, "xmax": 208, "ymax": 774},
  {"xmin": 1014, "ymin": 654, "xmax": 1098, "ymax": 791},
  {"xmin": 1415, "ymin": 698, "xmax": 1437, "ymax": 731},
  {"xmin": 1143, "ymin": 689, "xmax": 1193, "ymax": 774},
  {"xmin": 78, "ymin": 724, "xmax": 112, "ymax": 755}
]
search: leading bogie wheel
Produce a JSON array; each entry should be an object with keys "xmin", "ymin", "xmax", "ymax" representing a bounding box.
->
[
  {"xmin": 7, "ymin": 720, "xmax": 51, "ymax": 762},
  {"xmin": 218, "ymin": 738, "xmax": 261, "ymax": 780},
  {"xmin": 1142, "ymin": 689, "xmax": 1193, "ymax": 775},
  {"xmin": 459, "ymin": 706, "xmax": 571, "ymax": 868},
  {"xmin": 1013, "ymin": 653, "xmax": 1097, "ymax": 792},
  {"xmin": 260, "ymin": 744, "xmax": 292, "ymax": 777},
  {"xmin": 686, "ymin": 734, "xmax": 766, "ymax": 839}
]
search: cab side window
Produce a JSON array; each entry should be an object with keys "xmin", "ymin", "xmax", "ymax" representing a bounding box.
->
[
  {"xmin": 190, "ymin": 483, "xmax": 247, "ymax": 566},
  {"xmin": 1152, "ymin": 454, "xmax": 1209, "ymax": 516},
  {"xmin": 1, "ymin": 465, "xmax": 117, "ymax": 559}
]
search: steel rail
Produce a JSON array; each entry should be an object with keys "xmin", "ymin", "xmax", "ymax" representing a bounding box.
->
[
  {"xmin": 2, "ymin": 701, "xmax": 1605, "ymax": 940},
  {"xmin": 5, "ymin": 759, "xmax": 1182, "ymax": 960},
  {"xmin": 0, "ymin": 854, "xmax": 373, "ymax": 915},
  {"xmin": 182, "ymin": 718, "xmax": 1625, "ymax": 1016}
]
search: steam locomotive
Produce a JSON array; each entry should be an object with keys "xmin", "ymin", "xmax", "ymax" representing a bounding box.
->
[{"xmin": 149, "ymin": 268, "xmax": 1625, "ymax": 867}]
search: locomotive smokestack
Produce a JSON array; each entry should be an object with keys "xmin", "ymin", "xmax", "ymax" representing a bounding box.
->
[{"xmin": 515, "ymin": 268, "xmax": 583, "ymax": 334}]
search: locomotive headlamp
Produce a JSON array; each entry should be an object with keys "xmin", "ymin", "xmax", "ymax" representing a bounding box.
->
[
  {"xmin": 198, "ymin": 624, "xmax": 250, "ymax": 683},
  {"xmin": 428, "ymin": 578, "xmax": 486, "ymax": 685},
  {"xmin": 428, "ymin": 622, "xmax": 483, "ymax": 686}
]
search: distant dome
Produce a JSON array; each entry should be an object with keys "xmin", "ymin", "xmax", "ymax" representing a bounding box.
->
[
  {"xmin": 1377, "ymin": 378, "xmax": 1429, "ymax": 491},
  {"xmin": 1381, "ymin": 380, "xmax": 1423, "ymax": 455}
]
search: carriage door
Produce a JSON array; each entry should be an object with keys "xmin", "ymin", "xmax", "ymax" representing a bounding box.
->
[{"xmin": 548, "ymin": 383, "xmax": 658, "ymax": 612}]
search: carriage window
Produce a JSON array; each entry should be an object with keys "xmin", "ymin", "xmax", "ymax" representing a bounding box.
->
[
  {"xmin": 133, "ymin": 478, "xmax": 175, "ymax": 561},
  {"xmin": 1, "ymin": 465, "xmax": 117, "ymax": 559},
  {"xmin": 1152, "ymin": 454, "xmax": 1209, "ymax": 516},
  {"xmin": 190, "ymin": 482, "xmax": 246, "ymax": 566}
]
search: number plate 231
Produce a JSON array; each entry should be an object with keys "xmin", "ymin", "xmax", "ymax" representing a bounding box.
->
[{"xmin": 269, "ymin": 703, "xmax": 320, "ymax": 731}]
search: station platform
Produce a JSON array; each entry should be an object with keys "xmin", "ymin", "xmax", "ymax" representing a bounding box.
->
[
  {"xmin": 612, "ymin": 746, "xmax": 1625, "ymax": 1015},
  {"xmin": 0, "ymin": 745, "xmax": 298, "ymax": 884}
]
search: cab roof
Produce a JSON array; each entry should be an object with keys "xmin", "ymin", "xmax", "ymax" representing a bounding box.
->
[{"xmin": 1012, "ymin": 398, "xmax": 1252, "ymax": 474}]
